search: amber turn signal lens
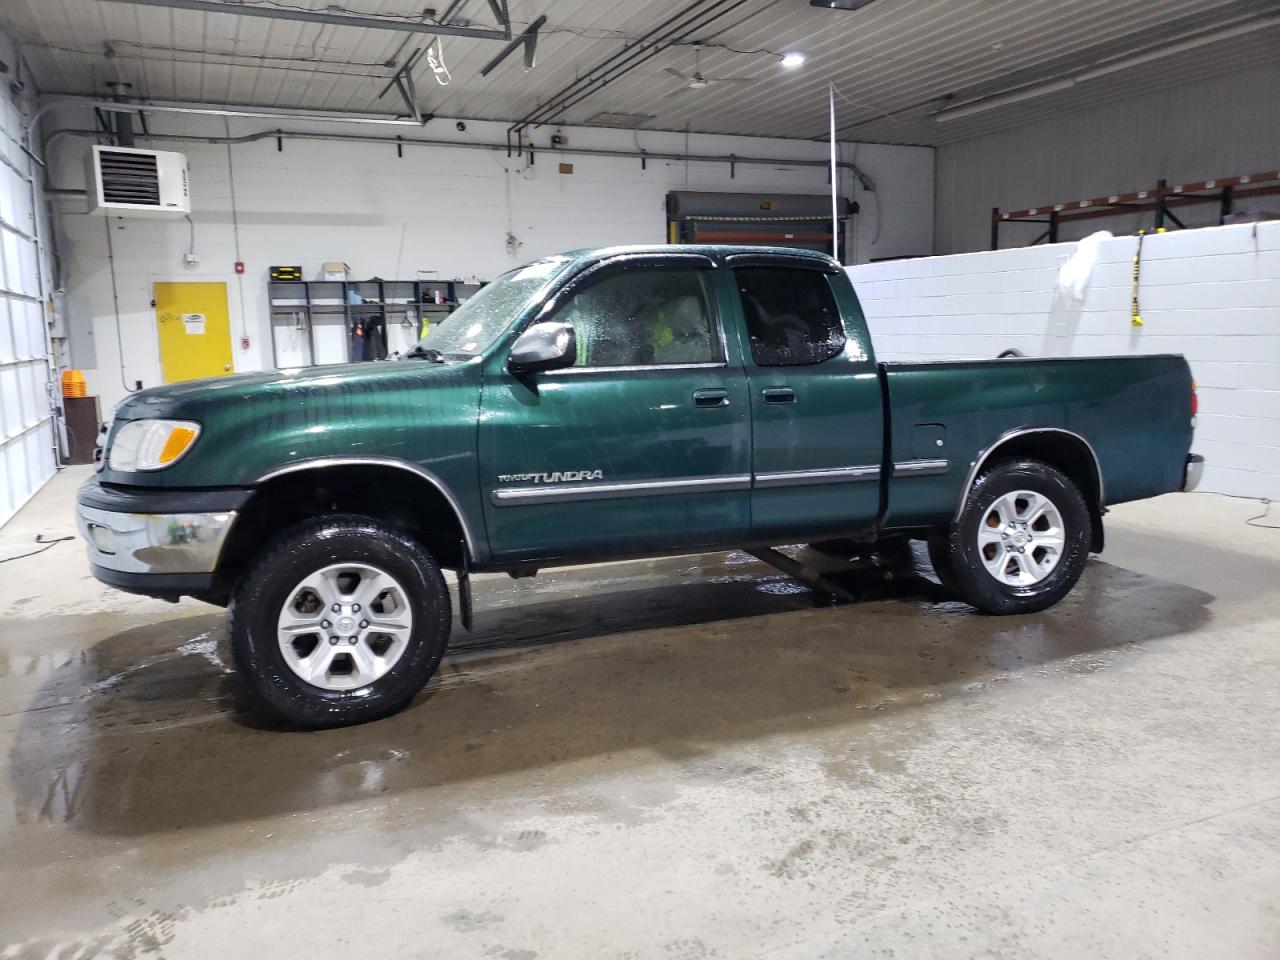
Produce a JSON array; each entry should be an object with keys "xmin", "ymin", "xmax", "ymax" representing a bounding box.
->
[{"xmin": 159, "ymin": 426, "xmax": 199, "ymax": 464}]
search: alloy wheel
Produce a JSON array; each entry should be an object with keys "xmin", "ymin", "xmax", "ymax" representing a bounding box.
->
[
  {"xmin": 977, "ymin": 489, "xmax": 1065, "ymax": 587},
  {"xmin": 276, "ymin": 562, "xmax": 414, "ymax": 690}
]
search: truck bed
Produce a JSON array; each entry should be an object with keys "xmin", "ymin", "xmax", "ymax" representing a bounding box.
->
[{"xmin": 879, "ymin": 354, "xmax": 1195, "ymax": 529}]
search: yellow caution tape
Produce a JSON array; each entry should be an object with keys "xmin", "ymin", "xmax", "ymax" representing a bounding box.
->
[{"xmin": 1130, "ymin": 229, "xmax": 1146, "ymax": 327}]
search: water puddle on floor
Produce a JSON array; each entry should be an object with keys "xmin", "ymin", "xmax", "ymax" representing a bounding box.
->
[{"xmin": 0, "ymin": 547, "xmax": 1214, "ymax": 842}]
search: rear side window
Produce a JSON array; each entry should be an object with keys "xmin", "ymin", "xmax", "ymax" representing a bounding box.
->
[{"xmin": 734, "ymin": 267, "xmax": 846, "ymax": 366}]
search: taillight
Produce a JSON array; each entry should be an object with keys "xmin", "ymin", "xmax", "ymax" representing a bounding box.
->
[{"xmin": 1190, "ymin": 378, "xmax": 1198, "ymax": 417}]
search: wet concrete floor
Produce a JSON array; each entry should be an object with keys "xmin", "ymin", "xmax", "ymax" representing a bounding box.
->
[{"xmin": 1, "ymin": 467, "xmax": 1277, "ymax": 958}]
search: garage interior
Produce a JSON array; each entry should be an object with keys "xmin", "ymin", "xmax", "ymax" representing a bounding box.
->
[{"xmin": 1, "ymin": 0, "xmax": 1279, "ymax": 956}]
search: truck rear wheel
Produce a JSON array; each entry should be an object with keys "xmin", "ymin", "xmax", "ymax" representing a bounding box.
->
[
  {"xmin": 227, "ymin": 514, "xmax": 451, "ymax": 728},
  {"xmin": 936, "ymin": 458, "xmax": 1090, "ymax": 615}
]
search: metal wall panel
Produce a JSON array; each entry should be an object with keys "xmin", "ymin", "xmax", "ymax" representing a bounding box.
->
[{"xmin": 935, "ymin": 59, "xmax": 1280, "ymax": 254}]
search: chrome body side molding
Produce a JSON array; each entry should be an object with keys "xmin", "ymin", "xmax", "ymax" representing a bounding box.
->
[
  {"xmin": 491, "ymin": 474, "xmax": 752, "ymax": 507},
  {"xmin": 492, "ymin": 465, "xmax": 888, "ymax": 505},
  {"xmin": 893, "ymin": 458, "xmax": 950, "ymax": 476},
  {"xmin": 754, "ymin": 465, "xmax": 880, "ymax": 488}
]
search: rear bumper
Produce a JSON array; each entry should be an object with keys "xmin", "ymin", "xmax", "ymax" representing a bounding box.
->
[
  {"xmin": 76, "ymin": 478, "xmax": 247, "ymax": 596},
  {"xmin": 1183, "ymin": 453, "xmax": 1205, "ymax": 492}
]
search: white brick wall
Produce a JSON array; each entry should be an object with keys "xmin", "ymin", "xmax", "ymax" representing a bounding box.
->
[
  {"xmin": 850, "ymin": 222, "xmax": 1280, "ymax": 500},
  {"xmin": 46, "ymin": 110, "xmax": 934, "ymax": 412}
]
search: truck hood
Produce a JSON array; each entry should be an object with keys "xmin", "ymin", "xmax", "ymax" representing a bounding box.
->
[
  {"xmin": 113, "ymin": 360, "xmax": 464, "ymax": 422},
  {"xmin": 99, "ymin": 357, "xmax": 482, "ymax": 488}
]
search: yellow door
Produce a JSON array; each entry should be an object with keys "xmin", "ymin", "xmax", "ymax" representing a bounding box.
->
[{"xmin": 154, "ymin": 282, "xmax": 234, "ymax": 383}]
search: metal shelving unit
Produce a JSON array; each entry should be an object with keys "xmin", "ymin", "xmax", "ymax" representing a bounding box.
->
[
  {"xmin": 991, "ymin": 169, "xmax": 1280, "ymax": 249},
  {"xmin": 267, "ymin": 277, "xmax": 484, "ymax": 367}
]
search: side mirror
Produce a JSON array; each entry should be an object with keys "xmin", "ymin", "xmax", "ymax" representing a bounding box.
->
[{"xmin": 508, "ymin": 322, "xmax": 576, "ymax": 375}]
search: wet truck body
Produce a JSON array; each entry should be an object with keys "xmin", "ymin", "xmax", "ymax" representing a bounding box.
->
[{"xmin": 77, "ymin": 244, "xmax": 1202, "ymax": 727}]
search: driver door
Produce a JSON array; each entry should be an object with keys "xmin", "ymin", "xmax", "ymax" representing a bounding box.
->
[{"xmin": 478, "ymin": 255, "xmax": 750, "ymax": 565}]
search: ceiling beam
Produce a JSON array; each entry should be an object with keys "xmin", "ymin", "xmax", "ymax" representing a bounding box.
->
[
  {"xmin": 480, "ymin": 14, "xmax": 545, "ymax": 77},
  {"xmin": 99, "ymin": 0, "xmax": 511, "ymax": 40},
  {"xmin": 376, "ymin": 48, "xmax": 428, "ymax": 124}
]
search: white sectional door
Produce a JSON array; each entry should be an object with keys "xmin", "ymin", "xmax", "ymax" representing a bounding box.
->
[{"xmin": 0, "ymin": 82, "xmax": 54, "ymax": 529}]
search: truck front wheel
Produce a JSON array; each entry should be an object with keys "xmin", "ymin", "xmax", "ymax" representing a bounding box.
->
[
  {"xmin": 935, "ymin": 458, "xmax": 1090, "ymax": 615},
  {"xmin": 227, "ymin": 514, "xmax": 451, "ymax": 728}
]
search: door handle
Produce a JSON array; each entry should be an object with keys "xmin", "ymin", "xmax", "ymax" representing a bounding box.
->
[
  {"xmin": 693, "ymin": 388, "xmax": 730, "ymax": 408},
  {"xmin": 761, "ymin": 387, "xmax": 795, "ymax": 404}
]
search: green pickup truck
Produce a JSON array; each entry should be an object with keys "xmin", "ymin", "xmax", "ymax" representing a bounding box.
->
[{"xmin": 77, "ymin": 244, "xmax": 1203, "ymax": 727}]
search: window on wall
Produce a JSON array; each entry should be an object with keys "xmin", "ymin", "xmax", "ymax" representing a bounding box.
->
[
  {"xmin": 551, "ymin": 266, "xmax": 723, "ymax": 368},
  {"xmin": 734, "ymin": 267, "xmax": 846, "ymax": 366}
]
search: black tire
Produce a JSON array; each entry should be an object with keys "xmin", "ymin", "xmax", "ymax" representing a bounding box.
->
[
  {"xmin": 936, "ymin": 458, "xmax": 1090, "ymax": 615},
  {"xmin": 227, "ymin": 514, "xmax": 451, "ymax": 728}
]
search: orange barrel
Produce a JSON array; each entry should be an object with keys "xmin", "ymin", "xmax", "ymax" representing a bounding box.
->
[{"xmin": 61, "ymin": 369, "xmax": 87, "ymax": 398}]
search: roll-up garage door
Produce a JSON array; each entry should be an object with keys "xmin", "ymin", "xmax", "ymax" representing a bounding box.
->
[{"xmin": 666, "ymin": 191, "xmax": 857, "ymax": 260}]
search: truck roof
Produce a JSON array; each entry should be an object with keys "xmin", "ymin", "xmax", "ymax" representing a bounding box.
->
[{"xmin": 558, "ymin": 244, "xmax": 840, "ymax": 267}]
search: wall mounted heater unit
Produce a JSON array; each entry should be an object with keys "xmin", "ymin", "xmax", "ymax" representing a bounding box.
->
[{"xmin": 87, "ymin": 145, "xmax": 190, "ymax": 217}]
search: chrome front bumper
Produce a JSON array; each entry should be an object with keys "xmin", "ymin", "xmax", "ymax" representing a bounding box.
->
[
  {"xmin": 1183, "ymin": 453, "xmax": 1205, "ymax": 492},
  {"xmin": 77, "ymin": 504, "xmax": 237, "ymax": 574}
]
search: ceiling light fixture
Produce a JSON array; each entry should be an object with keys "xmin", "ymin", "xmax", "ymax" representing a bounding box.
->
[
  {"xmin": 935, "ymin": 12, "xmax": 1280, "ymax": 123},
  {"xmin": 809, "ymin": 0, "xmax": 877, "ymax": 9},
  {"xmin": 780, "ymin": 52, "xmax": 806, "ymax": 68}
]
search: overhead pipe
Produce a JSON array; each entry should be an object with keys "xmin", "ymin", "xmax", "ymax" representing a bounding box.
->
[
  {"xmin": 510, "ymin": 0, "xmax": 721, "ymax": 129},
  {"xmin": 106, "ymin": 81, "xmax": 135, "ymax": 146},
  {"xmin": 83, "ymin": 98, "xmax": 426, "ymax": 127},
  {"xmin": 508, "ymin": 0, "xmax": 753, "ymax": 141},
  {"xmin": 523, "ymin": 2, "xmax": 754, "ymax": 130},
  {"xmin": 99, "ymin": 0, "xmax": 512, "ymax": 40},
  {"xmin": 114, "ymin": 112, "xmax": 136, "ymax": 146},
  {"xmin": 512, "ymin": 0, "xmax": 725, "ymax": 125},
  {"xmin": 41, "ymin": 94, "xmax": 876, "ymax": 197},
  {"xmin": 513, "ymin": 0, "xmax": 749, "ymax": 132},
  {"xmin": 45, "ymin": 125, "xmax": 870, "ymax": 179}
]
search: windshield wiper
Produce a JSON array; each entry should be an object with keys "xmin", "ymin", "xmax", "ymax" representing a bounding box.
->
[{"xmin": 404, "ymin": 345, "xmax": 446, "ymax": 362}]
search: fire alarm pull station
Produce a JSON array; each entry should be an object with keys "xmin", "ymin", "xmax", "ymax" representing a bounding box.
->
[{"xmin": 235, "ymin": 261, "xmax": 245, "ymax": 274}]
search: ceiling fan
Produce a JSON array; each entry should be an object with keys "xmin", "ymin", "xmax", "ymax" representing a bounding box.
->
[{"xmin": 664, "ymin": 45, "xmax": 756, "ymax": 94}]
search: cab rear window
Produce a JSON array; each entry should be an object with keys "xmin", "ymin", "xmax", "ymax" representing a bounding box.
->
[{"xmin": 734, "ymin": 267, "xmax": 845, "ymax": 366}]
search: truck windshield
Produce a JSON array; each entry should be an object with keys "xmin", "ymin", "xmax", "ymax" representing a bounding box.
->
[{"xmin": 412, "ymin": 257, "xmax": 571, "ymax": 359}]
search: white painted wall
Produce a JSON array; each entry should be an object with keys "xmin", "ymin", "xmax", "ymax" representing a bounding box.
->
[
  {"xmin": 849, "ymin": 222, "xmax": 1280, "ymax": 500},
  {"xmin": 44, "ymin": 108, "xmax": 934, "ymax": 413},
  {"xmin": 936, "ymin": 60, "xmax": 1280, "ymax": 255},
  {"xmin": 0, "ymin": 26, "xmax": 56, "ymax": 529}
]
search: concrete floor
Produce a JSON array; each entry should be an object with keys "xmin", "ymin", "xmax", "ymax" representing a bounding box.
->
[{"xmin": 1, "ymin": 467, "xmax": 1277, "ymax": 959}]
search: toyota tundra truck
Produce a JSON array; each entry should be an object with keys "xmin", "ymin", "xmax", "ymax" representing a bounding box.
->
[{"xmin": 77, "ymin": 245, "xmax": 1203, "ymax": 728}]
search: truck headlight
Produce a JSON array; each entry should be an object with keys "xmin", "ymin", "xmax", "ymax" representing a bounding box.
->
[{"xmin": 107, "ymin": 419, "xmax": 201, "ymax": 471}]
